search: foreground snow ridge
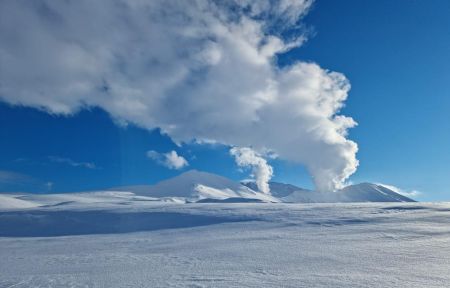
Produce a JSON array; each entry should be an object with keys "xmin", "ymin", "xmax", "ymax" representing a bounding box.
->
[{"xmin": 1, "ymin": 200, "xmax": 450, "ymax": 287}]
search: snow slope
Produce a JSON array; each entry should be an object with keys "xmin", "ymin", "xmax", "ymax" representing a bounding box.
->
[
  {"xmin": 283, "ymin": 183, "xmax": 415, "ymax": 203},
  {"xmin": 0, "ymin": 191, "xmax": 170, "ymax": 211},
  {"xmin": 337, "ymin": 183, "xmax": 415, "ymax": 202},
  {"xmin": 1, "ymin": 201, "xmax": 450, "ymax": 287},
  {"xmin": 0, "ymin": 194, "xmax": 41, "ymax": 209},
  {"xmin": 243, "ymin": 181, "xmax": 415, "ymax": 203}
]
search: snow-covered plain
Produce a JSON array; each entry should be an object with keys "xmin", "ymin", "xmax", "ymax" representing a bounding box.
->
[{"xmin": 1, "ymin": 192, "xmax": 450, "ymax": 287}]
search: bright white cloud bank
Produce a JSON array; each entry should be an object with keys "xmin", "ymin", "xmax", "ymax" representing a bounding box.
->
[
  {"xmin": 0, "ymin": 0, "xmax": 358, "ymax": 191},
  {"xmin": 147, "ymin": 150, "xmax": 189, "ymax": 170}
]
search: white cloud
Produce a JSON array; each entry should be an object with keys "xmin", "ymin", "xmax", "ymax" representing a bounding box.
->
[
  {"xmin": 48, "ymin": 156, "xmax": 96, "ymax": 169},
  {"xmin": 147, "ymin": 150, "xmax": 189, "ymax": 170},
  {"xmin": 230, "ymin": 147, "xmax": 273, "ymax": 194},
  {"xmin": 377, "ymin": 183, "xmax": 421, "ymax": 198},
  {"xmin": 0, "ymin": 0, "xmax": 358, "ymax": 192}
]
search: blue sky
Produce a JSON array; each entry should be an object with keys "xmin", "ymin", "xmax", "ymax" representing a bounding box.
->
[
  {"xmin": 0, "ymin": 0, "xmax": 449, "ymax": 200},
  {"xmin": 296, "ymin": 0, "xmax": 450, "ymax": 200}
]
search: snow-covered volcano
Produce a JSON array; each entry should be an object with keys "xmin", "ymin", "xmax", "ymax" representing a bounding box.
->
[
  {"xmin": 113, "ymin": 170, "xmax": 280, "ymax": 203},
  {"xmin": 0, "ymin": 170, "xmax": 415, "ymax": 209},
  {"xmin": 113, "ymin": 170, "xmax": 414, "ymax": 203},
  {"xmin": 242, "ymin": 181, "xmax": 415, "ymax": 203}
]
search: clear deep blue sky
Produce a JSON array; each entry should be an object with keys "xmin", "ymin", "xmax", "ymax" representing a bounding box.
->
[{"xmin": 0, "ymin": 0, "xmax": 449, "ymax": 200}]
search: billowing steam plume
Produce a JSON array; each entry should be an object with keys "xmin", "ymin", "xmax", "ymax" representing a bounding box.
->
[
  {"xmin": 230, "ymin": 147, "xmax": 273, "ymax": 194},
  {"xmin": 0, "ymin": 0, "xmax": 358, "ymax": 191}
]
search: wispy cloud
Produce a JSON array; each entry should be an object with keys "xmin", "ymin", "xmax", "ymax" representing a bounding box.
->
[
  {"xmin": 147, "ymin": 150, "xmax": 189, "ymax": 170},
  {"xmin": 0, "ymin": 170, "xmax": 33, "ymax": 184},
  {"xmin": 377, "ymin": 183, "xmax": 421, "ymax": 198},
  {"xmin": 0, "ymin": 170, "xmax": 54, "ymax": 192},
  {"xmin": 48, "ymin": 156, "xmax": 96, "ymax": 169}
]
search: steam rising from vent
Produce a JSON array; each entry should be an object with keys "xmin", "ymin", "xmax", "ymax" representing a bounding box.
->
[
  {"xmin": 230, "ymin": 147, "xmax": 273, "ymax": 194},
  {"xmin": 0, "ymin": 0, "xmax": 358, "ymax": 192}
]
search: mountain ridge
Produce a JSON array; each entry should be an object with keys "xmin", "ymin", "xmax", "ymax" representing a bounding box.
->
[
  {"xmin": 0, "ymin": 170, "xmax": 415, "ymax": 210},
  {"xmin": 111, "ymin": 170, "xmax": 415, "ymax": 203}
]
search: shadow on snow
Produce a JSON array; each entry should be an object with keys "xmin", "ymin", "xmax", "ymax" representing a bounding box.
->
[{"xmin": 0, "ymin": 210, "xmax": 255, "ymax": 237}]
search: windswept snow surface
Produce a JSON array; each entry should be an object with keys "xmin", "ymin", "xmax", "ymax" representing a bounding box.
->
[{"xmin": 1, "ymin": 194, "xmax": 450, "ymax": 287}]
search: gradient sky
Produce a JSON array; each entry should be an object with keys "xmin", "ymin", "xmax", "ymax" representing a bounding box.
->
[{"xmin": 1, "ymin": 0, "xmax": 449, "ymax": 201}]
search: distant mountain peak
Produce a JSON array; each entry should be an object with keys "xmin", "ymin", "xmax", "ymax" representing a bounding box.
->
[
  {"xmin": 242, "ymin": 179, "xmax": 415, "ymax": 203},
  {"xmin": 114, "ymin": 169, "xmax": 279, "ymax": 203}
]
